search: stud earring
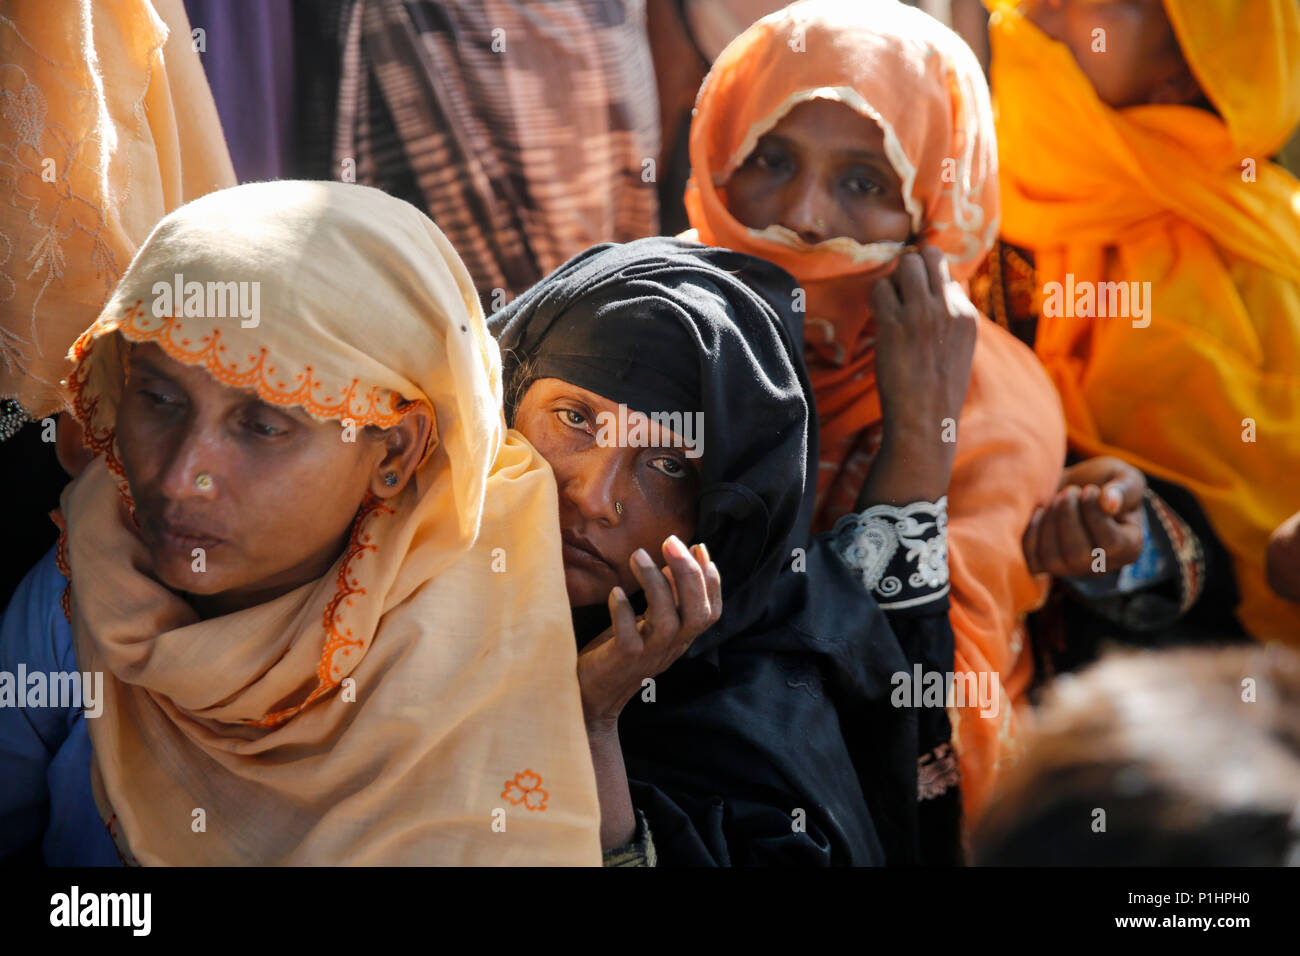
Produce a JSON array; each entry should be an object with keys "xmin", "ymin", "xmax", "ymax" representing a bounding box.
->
[
  {"xmin": 194, "ymin": 473, "xmax": 214, "ymax": 492},
  {"xmin": 383, "ymin": 472, "xmax": 399, "ymax": 487}
]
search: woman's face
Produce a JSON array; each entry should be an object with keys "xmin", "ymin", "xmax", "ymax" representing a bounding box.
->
[
  {"xmin": 724, "ymin": 98, "xmax": 912, "ymax": 246},
  {"xmin": 514, "ymin": 378, "xmax": 701, "ymax": 607},
  {"xmin": 1021, "ymin": 0, "xmax": 1205, "ymax": 109},
  {"xmin": 115, "ymin": 342, "xmax": 425, "ymax": 617}
]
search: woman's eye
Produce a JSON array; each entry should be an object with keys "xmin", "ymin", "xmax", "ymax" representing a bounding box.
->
[
  {"xmin": 649, "ymin": 456, "xmax": 687, "ymax": 479},
  {"xmin": 138, "ymin": 388, "xmax": 180, "ymax": 408},
  {"xmin": 557, "ymin": 408, "xmax": 591, "ymax": 432},
  {"xmin": 754, "ymin": 149, "xmax": 791, "ymax": 173},
  {"xmin": 844, "ymin": 175, "xmax": 882, "ymax": 196},
  {"xmin": 240, "ymin": 418, "xmax": 287, "ymax": 438}
]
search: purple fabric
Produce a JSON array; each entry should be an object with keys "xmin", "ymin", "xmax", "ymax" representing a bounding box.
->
[{"xmin": 183, "ymin": 0, "xmax": 295, "ymax": 182}]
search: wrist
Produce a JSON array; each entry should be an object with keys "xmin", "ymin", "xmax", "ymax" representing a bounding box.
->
[{"xmin": 586, "ymin": 717, "xmax": 620, "ymax": 740}]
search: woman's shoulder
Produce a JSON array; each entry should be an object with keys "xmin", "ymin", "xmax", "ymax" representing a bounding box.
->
[
  {"xmin": 971, "ymin": 313, "xmax": 1059, "ymax": 404},
  {"xmin": 1, "ymin": 545, "xmax": 75, "ymax": 674}
]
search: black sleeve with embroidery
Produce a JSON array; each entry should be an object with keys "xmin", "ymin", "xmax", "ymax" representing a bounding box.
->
[{"xmin": 829, "ymin": 496, "xmax": 964, "ymax": 865}]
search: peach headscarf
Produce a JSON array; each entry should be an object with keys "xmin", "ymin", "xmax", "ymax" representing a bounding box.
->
[
  {"xmin": 0, "ymin": 0, "xmax": 235, "ymax": 426},
  {"xmin": 991, "ymin": 0, "xmax": 1300, "ymax": 644},
  {"xmin": 57, "ymin": 181, "xmax": 602, "ymax": 865},
  {"xmin": 685, "ymin": 0, "xmax": 1066, "ymax": 822}
]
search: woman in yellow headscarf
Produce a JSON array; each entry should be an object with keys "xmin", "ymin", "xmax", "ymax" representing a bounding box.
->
[
  {"xmin": 0, "ymin": 180, "xmax": 602, "ymax": 865},
  {"xmin": 983, "ymin": 0, "xmax": 1300, "ymax": 646},
  {"xmin": 684, "ymin": 0, "xmax": 1073, "ymax": 825}
]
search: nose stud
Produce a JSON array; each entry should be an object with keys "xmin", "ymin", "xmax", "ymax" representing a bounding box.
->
[
  {"xmin": 194, "ymin": 473, "xmax": 214, "ymax": 492},
  {"xmin": 615, "ymin": 500, "xmax": 623, "ymax": 516}
]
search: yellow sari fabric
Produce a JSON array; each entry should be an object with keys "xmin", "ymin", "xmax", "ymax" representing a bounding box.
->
[
  {"xmin": 0, "ymin": 0, "xmax": 235, "ymax": 421},
  {"xmin": 991, "ymin": 0, "xmax": 1300, "ymax": 643}
]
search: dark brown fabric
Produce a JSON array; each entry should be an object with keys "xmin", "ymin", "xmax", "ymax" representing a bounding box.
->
[{"xmin": 326, "ymin": 0, "xmax": 660, "ymax": 310}]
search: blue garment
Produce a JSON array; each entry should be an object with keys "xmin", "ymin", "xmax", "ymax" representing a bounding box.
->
[{"xmin": 0, "ymin": 547, "xmax": 120, "ymax": 865}]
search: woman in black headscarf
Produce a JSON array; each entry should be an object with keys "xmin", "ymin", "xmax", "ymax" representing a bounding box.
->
[{"xmin": 490, "ymin": 237, "xmax": 960, "ymax": 865}]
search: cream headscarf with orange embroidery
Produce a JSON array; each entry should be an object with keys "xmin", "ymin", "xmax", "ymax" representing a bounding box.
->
[
  {"xmin": 991, "ymin": 0, "xmax": 1300, "ymax": 645},
  {"xmin": 685, "ymin": 0, "xmax": 1066, "ymax": 822},
  {"xmin": 0, "ymin": 0, "xmax": 235, "ymax": 425},
  {"xmin": 58, "ymin": 181, "xmax": 601, "ymax": 865}
]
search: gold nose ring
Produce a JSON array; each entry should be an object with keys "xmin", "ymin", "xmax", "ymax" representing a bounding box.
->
[{"xmin": 194, "ymin": 473, "xmax": 214, "ymax": 492}]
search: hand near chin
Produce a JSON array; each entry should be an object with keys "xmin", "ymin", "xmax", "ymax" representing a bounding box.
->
[
  {"xmin": 856, "ymin": 245, "xmax": 978, "ymax": 508},
  {"xmin": 577, "ymin": 535, "xmax": 722, "ymax": 736}
]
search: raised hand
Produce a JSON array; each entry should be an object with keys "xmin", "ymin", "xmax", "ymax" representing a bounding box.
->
[{"xmin": 577, "ymin": 536, "xmax": 722, "ymax": 734}]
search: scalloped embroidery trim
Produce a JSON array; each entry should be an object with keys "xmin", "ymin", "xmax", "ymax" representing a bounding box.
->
[
  {"xmin": 65, "ymin": 308, "xmax": 405, "ymax": 730},
  {"xmin": 77, "ymin": 300, "xmax": 420, "ymax": 430}
]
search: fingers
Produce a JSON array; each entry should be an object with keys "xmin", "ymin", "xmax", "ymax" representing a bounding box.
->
[
  {"xmin": 919, "ymin": 245, "xmax": 949, "ymax": 296},
  {"xmin": 629, "ymin": 547, "xmax": 679, "ymax": 647},
  {"xmin": 1035, "ymin": 497, "xmax": 1065, "ymax": 577},
  {"xmin": 1078, "ymin": 485, "xmax": 1118, "ymax": 552},
  {"xmin": 700, "ymin": 545, "xmax": 723, "ymax": 618},
  {"xmin": 869, "ymin": 274, "xmax": 901, "ymax": 320},
  {"xmin": 1023, "ymin": 507, "xmax": 1045, "ymax": 574},
  {"xmin": 1100, "ymin": 466, "xmax": 1145, "ymax": 516},
  {"xmin": 661, "ymin": 535, "xmax": 710, "ymax": 642},
  {"xmin": 895, "ymin": 250, "xmax": 930, "ymax": 303},
  {"xmin": 1061, "ymin": 457, "xmax": 1145, "ymax": 515},
  {"xmin": 1051, "ymin": 486, "xmax": 1091, "ymax": 576},
  {"xmin": 1030, "ymin": 483, "xmax": 1146, "ymax": 580},
  {"xmin": 606, "ymin": 586, "xmax": 642, "ymax": 657}
]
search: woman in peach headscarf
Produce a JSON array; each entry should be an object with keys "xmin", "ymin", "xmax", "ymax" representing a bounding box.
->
[
  {"xmin": 0, "ymin": 180, "xmax": 602, "ymax": 865},
  {"xmin": 982, "ymin": 0, "xmax": 1300, "ymax": 648},
  {"xmin": 683, "ymin": 0, "xmax": 1075, "ymax": 825}
]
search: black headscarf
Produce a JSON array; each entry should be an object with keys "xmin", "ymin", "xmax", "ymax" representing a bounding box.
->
[
  {"xmin": 493, "ymin": 236, "xmax": 813, "ymax": 656},
  {"xmin": 489, "ymin": 237, "xmax": 944, "ymax": 865}
]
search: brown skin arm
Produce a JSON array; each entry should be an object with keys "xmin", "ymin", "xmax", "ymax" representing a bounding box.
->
[
  {"xmin": 579, "ymin": 537, "xmax": 722, "ymax": 850},
  {"xmin": 854, "ymin": 246, "xmax": 978, "ymax": 509}
]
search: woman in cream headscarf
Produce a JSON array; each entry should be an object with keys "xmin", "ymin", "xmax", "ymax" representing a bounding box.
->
[
  {"xmin": 0, "ymin": 180, "xmax": 602, "ymax": 865},
  {"xmin": 981, "ymin": 0, "xmax": 1300, "ymax": 648}
]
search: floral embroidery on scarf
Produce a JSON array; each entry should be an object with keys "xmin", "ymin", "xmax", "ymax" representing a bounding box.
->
[
  {"xmin": 51, "ymin": 509, "xmax": 71, "ymax": 623},
  {"xmin": 502, "ymin": 770, "xmax": 549, "ymax": 811},
  {"xmin": 244, "ymin": 495, "xmax": 395, "ymax": 728}
]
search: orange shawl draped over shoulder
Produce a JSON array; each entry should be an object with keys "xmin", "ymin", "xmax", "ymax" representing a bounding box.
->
[
  {"xmin": 991, "ymin": 0, "xmax": 1300, "ymax": 644},
  {"xmin": 685, "ymin": 0, "xmax": 1066, "ymax": 822},
  {"xmin": 0, "ymin": 0, "xmax": 235, "ymax": 423}
]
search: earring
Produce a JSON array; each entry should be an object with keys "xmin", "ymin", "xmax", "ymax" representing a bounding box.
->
[
  {"xmin": 615, "ymin": 500, "xmax": 623, "ymax": 516},
  {"xmin": 383, "ymin": 472, "xmax": 399, "ymax": 487},
  {"xmin": 194, "ymin": 473, "xmax": 214, "ymax": 492}
]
